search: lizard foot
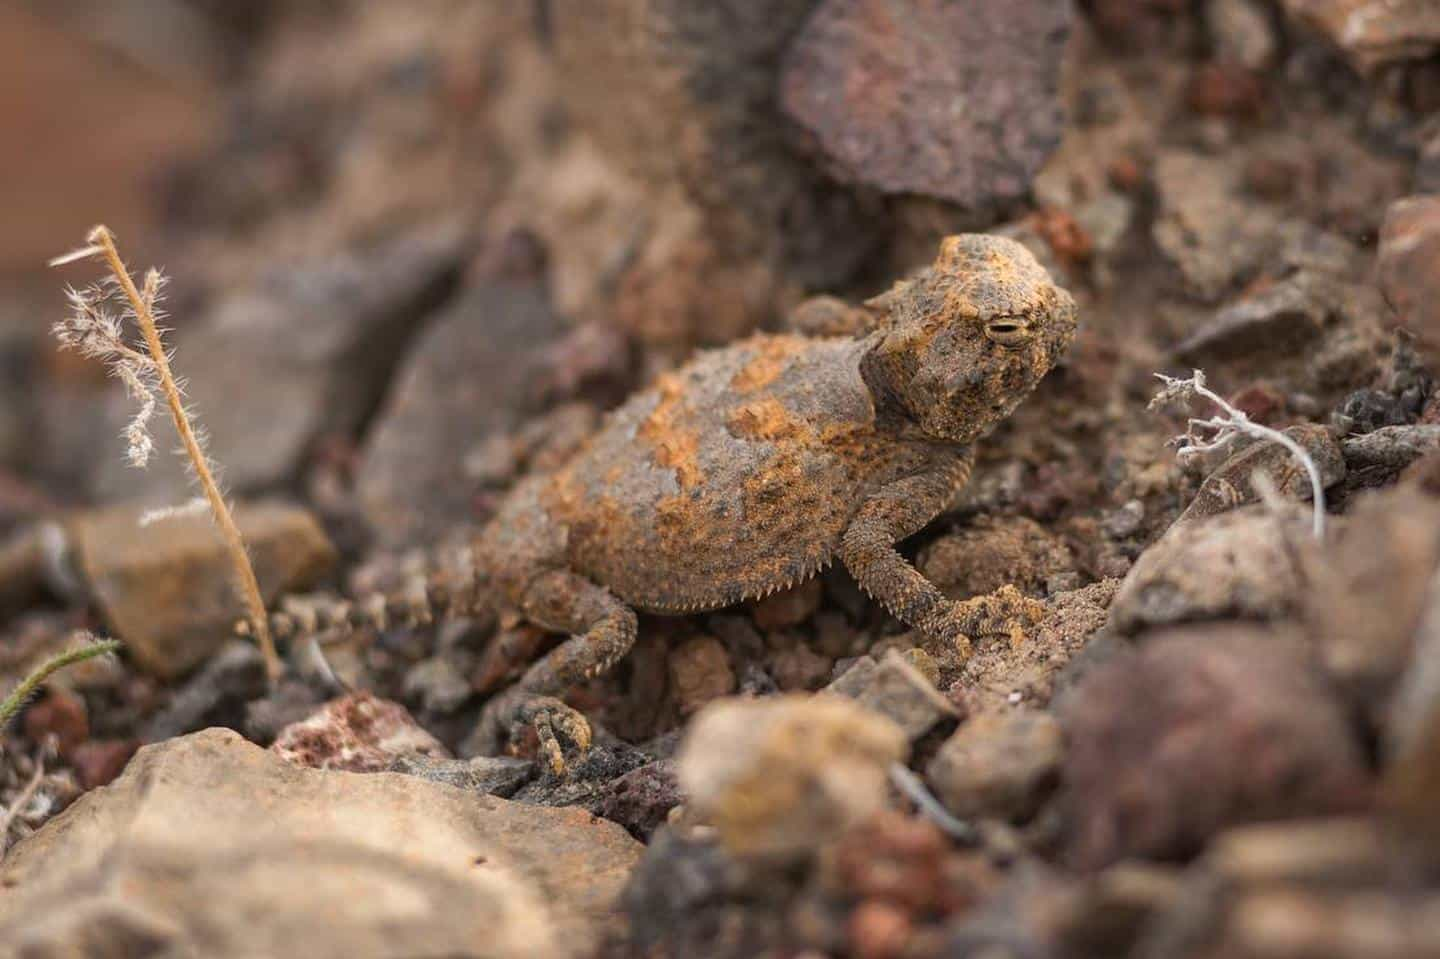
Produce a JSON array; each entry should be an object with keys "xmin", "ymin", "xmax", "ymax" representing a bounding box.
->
[
  {"xmin": 517, "ymin": 696, "xmax": 593, "ymax": 776},
  {"xmin": 926, "ymin": 584, "xmax": 1048, "ymax": 659},
  {"xmin": 474, "ymin": 691, "xmax": 592, "ymax": 775}
]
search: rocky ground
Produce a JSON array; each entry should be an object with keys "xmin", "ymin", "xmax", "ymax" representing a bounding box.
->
[{"xmin": 2, "ymin": 1, "xmax": 1440, "ymax": 957}]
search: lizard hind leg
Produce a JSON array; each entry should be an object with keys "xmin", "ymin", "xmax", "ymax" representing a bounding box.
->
[{"xmin": 466, "ymin": 568, "xmax": 638, "ymax": 774}]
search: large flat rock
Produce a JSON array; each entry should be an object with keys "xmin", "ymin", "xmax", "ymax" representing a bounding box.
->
[{"xmin": 0, "ymin": 728, "xmax": 643, "ymax": 958}]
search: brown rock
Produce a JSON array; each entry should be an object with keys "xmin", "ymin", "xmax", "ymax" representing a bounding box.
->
[
  {"xmin": 780, "ymin": 0, "xmax": 1070, "ymax": 210},
  {"xmin": 356, "ymin": 281, "xmax": 568, "ymax": 547},
  {"xmin": 0, "ymin": 729, "xmax": 642, "ymax": 955},
  {"xmin": 68, "ymin": 501, "xmax": 336, "ymax": 678},
  {"xmin": 1283, "ymin": 0, "xmax": 1440, "ymax": 72},
  {"xmin": 21, "ymin": 688, "xmax": 88, "ymax": 756},
  {"xmin": 827, "ymin": 650, "xmax": 959, "ymax": 741},
  {"xmin": 765, "ymin": 640, "xmax": 835, "ymax": 692},
  {"xmin": 1137, "ymin": 819, "xmax": 1428, "ymax": 958},
  {"xmin": 919, "ymin": 515, "xmax": 1076, "ymax": 600},
  {"xmin": 926, "ymin": 709, "xmax": 1062, "ymax": 821},
  {"xmin": 1304, "ymin": 486, "xmax": 1440, "ymax": 713},
  {"xmin": 827, "ymin": 810, "xmax": 998, "ymax": 912},
  {"xmin": 1061, "ymin": 627, "xmax": 1370, "ymax": 869},
  {"xmin": 668, "ymin": 636, "xmax": 736, "ymax": 717},
  {"xmin": 750, "ymin": 578, "xmax": 823, "ymax": 630},
  {"xmin": 271, "ymin": 691, "xmax": 450, "ymax": 773},
  {"xmin": 678, "ymin": 694, "xmax": 907, "ymax": 860},
  {"xmin": 1377, "ymin": 195, "xmax": 1440, "ymax": 358},
  {"xmin": 0, "ymin": 526, "xmax": 45, "ymax": 618}
]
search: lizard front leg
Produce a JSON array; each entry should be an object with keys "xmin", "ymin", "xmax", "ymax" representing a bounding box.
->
[
  {"xmin": 466, "ymin": 568, "xmax": 637, "ymax": 773},
  {"xmin": 839, "ymin": 452, "xmax": 1043, "ymax": 658}
]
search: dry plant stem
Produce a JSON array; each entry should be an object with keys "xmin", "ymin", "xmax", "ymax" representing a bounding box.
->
[
  {"xmin": 0, "ymin": 639, "xmax": 123, "ymax": 732},
  {"xmin": 1153, "ymin": 371, "xmax": 1326, "ymax": 540},
  {"xmin": 88, "ymin": 226, "xmax": 282, "ymax": 682}
]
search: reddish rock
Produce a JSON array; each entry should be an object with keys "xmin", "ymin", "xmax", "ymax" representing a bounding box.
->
[
  {"xmin": 1378, "ymin": 195, "xmax": 1440, "ymax": 358},
  {"xmin": 1061, "ymin": 627, "xmax": 1370, "ymax": 869},
  {"xmin": 781, "ymin": 0, "xmax": 1070, "ymax": 210},
  {"xmin": 22, "ymin": 689, "xmax": 88, "ymax": 756},
  {"xmin": 828, "ymin": 811, "xmax": 1000, "ymax": 915},
  {"xmin": 70, "ymin": 738, "xmax": 139, "ymax": 790},
  {"xmin": 848, "ymin": 900, "xmax": 912, "ymax": 959},
  {"xmin": 1033, "ymin": 208, "xmax": 1094, "ymax": 268},
  {"xmin": 1187, "ymin": 62, "xmax": 1265, "ymax": 117},
  {"xmin": 271, "ymin": 692, "xmax": 450, "ymax": 773},
  {"xmin": 594, "ymin": 760, "xmax": 682, "ymax": 841}
]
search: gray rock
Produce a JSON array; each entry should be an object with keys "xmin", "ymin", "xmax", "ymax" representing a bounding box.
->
[
  {"xmin": 594, "ymin": 759, "xmax": 683, "ymax": 841},
  {"xmin": 389, "ymin": 754, "xmax": 536, "ymax": 798},
  {"xmin": 403, "ymin": 655, "xmax": 475, "ymax": 715},
  {"xmin": 1172, "ymin": 275, "xmax": 1334, "ymax": 367},
  {"xmin": 93, "ymin": 224, "xmax": 464, "ymax": 503},
  {"xmin": 1342, "ymin": 424, "xmax": 1440, "ymax": 473},
  {"xmin": 142, "ymin": 640, "xmax": 268, "ymax": 741},
  {"xmin": 356, "ymin": 281, "xmax": 566, "ymax": 547},
  {"xmin": 0, "ymin": 729, "xmax": 643, "ymax": 955},
  {"xmin": 1110, "ymin": 506, "xmax": 1308, "ymax": 635},
  {"xmin": 826, "ymin": 649, "xmax": 958, "ymax": 741},
  {"xmin": 1174, "ymin": 424, "xmax": 1345, "ymax": 528},
  {"xmin": 926, "ymin": 709, "xmax": 1063, "ymax": 821}
]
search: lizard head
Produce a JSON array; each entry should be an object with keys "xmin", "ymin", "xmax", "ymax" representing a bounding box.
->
[{"xmin": 861, "ymin": 234, "xmax": 1077, "ymax": 443}]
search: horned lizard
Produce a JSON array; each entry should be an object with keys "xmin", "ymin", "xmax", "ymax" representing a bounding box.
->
[{"xmin": 266, "ymin": 234, "xmax": 1078, "ymax": 772}]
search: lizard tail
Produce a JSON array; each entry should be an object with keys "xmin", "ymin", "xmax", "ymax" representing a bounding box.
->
[{"xmin": 235, "ymin": 559, "xmax": 492, "ymax": 645}]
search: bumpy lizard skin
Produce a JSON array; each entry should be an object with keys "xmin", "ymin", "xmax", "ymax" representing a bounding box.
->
[{"xmin": 255, "ymin": 235, "xmax": 1077, "ymax": 772}]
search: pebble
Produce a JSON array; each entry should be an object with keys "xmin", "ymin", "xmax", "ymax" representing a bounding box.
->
[
  {"xmin": 66, "ymin": 501, "xmax": 336, "ymax": 679},
  {"xmin": 926, "ymin": 709, "xmax": 1063, "ymax": 821},
  {"xmin": 677, "ymin": 694, "xmax": 907, "ymax": 860},
  {"xmin": 1061, "ymin": 626, "xmax": 1369, "ymax": 868},
  {"xmin": 271, "ymin": 691, "xmax": 450, "ymax": 773},
  {"xmin": 827, "ymin": 650, "xmax": 959, "ymax": 742}
]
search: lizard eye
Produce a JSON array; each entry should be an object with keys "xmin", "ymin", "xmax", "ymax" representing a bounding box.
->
[{"xmin": 984, "ymin": 317, "xmax": 1032, "ymax": 348}]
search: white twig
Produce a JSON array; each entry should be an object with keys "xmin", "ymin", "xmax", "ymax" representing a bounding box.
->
[
  {"xmin": 0, "ymin": 753, "xmax": 45, "ymax": 860},
  {"xmin": 1150, "ymin": 370, "xmax": 1326, "ymax": 539},
  {"xmin": 888, "ymin": 763, "xmax": 977, "ymax": 843}
]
